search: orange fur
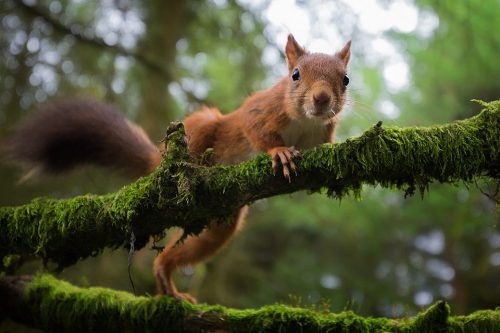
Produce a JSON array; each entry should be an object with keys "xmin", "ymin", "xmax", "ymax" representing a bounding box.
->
[
  {"xmin": 154, "ymin": 207, "xmax": 248, "ymax": 303},
  {"xmin": 154, "ymin": 34, "xmax": 352, "ymax": 302},
  {"xmin": 182, "ymin": 106, "xmax": 222, "ymax": 161}
]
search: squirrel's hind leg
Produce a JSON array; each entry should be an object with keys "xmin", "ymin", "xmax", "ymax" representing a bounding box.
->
[{"xmin": 153, "ymin": 206, "xmax": 248, "ymax": 303}]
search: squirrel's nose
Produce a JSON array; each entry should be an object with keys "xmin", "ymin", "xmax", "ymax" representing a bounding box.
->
[{"xmin": 313, "ymin": 91, "xmax": 331, "ymax": 107}]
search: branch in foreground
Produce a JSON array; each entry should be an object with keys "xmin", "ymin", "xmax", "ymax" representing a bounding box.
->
[
  {"xmin": 0, "ymin": 101, "xmax": 499, "ymax": 269},
  {"xmin": 1, "ymin": 274, "xmax": 499, "ymax": 333}
]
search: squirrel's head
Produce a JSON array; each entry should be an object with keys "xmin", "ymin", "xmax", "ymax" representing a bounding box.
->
[{"xmin": 284, "ymin": 34, "xmax": 351, "ymax": 120}]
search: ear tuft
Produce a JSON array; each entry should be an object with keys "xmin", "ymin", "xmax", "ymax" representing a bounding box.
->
[
  {"xmin": 285, "ymin": 34, "xmax": 306, "ymax": 72},
  {"xmin": 336, "ymin": 40, "xmax": 351, "ymax": 66}
]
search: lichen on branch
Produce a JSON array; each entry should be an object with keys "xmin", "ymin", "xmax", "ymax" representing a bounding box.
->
[{"xmin": 0, "ymin": 100, "xmax": 499, "ymax": 270}]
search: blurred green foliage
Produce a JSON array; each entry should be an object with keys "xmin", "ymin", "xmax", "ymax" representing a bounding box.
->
[{"xmin": 0, "ymin": 2, "xmax": 498, "ymax": 330}]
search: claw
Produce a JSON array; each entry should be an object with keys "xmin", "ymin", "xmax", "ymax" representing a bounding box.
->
[
  {"xmin": 272, "ymin": 156, "xmax": 278, "ymax": 176},
  {"xmin": 283, "ymin": 164, "xmax": 291, "ymax": 182},
  {"xmin": 174, "ymin": 292, "xmax": 198, "ymax": 304},
  {"xmin": 268, "ymin": 146, "xmax": 302, "ymax": 181},
  {"xmin": 290, "ymin": 147, "xmax": 302, "ymax": 159},
  {"xmin": 288, "ymin": 157, "xmax": 297, "ymax": 176}
]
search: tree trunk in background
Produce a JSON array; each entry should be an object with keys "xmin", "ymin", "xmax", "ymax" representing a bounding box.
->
[{"xmin": 135, "ymin": 1, "xmax": 192, "ymax": 139}]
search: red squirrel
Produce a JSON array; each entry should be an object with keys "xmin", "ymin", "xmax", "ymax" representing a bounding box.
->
[{"xmin": 8, "ymin": 34, "xmax": 351, "ymax": 303}]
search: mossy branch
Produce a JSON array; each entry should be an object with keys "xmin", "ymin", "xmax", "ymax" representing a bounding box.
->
[
  {"xmin": 0, "ymin": 274, "xmax": 499, "ymax": 333},
  {"xmin": 1, "ymin": 101, "xmax": 499, "ymax": 269}
]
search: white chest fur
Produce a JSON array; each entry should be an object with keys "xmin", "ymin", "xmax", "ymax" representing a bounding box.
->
[{"xmin": 280, "ymin": 117, "xmax": 329, "ymax": 149}]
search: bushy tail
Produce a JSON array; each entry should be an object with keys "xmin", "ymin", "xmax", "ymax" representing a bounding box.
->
[{"xmin": 6, "ymin": 99, "xmax": 162, "ymax": 179}]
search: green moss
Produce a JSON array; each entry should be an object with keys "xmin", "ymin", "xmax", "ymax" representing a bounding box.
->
[
  {"xmin": 449, "ymin": 308, "xmax": 500, "ymax": 332},
  {"xmin": 23, "ymin": 274, "xmax": 190, "ymax": 332},
  {"xmin": 7, "ymin": 274, "xmax": 497, "ymax": 333},
  {"xmin": 1, "ymin": 100, "xmax": 499, "ymax": 270}
]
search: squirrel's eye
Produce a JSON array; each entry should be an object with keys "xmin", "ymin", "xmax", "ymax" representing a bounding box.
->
[
  {"xmin": 343, "ymin": 74, "xmax": 349, "ymax": 86},
  {"xmin": 292, "ymin": 68, "xmax": 300, "ymax": 81}
]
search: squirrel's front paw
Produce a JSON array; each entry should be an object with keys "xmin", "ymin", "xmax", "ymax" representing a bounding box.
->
[
  {"xmin": 268, "ymin": 146, "xmax": 302, "ymax": 182},
  {"xmin": 172, "ymin": 291, "xmax": 198, "ymax": 304}
]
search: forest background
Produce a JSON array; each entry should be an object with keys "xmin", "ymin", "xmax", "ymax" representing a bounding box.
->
[{"xmin": 0, "ymin": 0, "xmax": 498, "ymax": 328}]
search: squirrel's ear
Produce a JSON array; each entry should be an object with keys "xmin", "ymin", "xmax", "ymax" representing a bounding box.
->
[
  {"xmin": 285, "ymin": 34, "xmax": 306, "ymax": 71},
  {"xmin": 336, "ymin": 40, "xmax": 351, "ymax": 66}
]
